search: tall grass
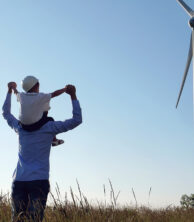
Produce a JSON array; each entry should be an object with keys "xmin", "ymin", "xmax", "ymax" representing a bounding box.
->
[{"xmin": 1, "ymin": 182, "xmax": 194, "ymax": 222}]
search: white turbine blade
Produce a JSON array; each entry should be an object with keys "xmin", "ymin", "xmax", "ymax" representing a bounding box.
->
[
  {"xmin": 176, "ymin": 34, "xmax": 193, "ymax": 108},
  {"xmin": 177, "ymin": 0, "xmax": 194, "ymax": 17},
  {"xmin": 192, "ymin": 30, "xmax": 194, "ymax": 109}
]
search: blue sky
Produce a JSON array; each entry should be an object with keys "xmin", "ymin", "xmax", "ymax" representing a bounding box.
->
[{"xmin": 0, "ymin": 0, "xmax": 194, "ymax": 207}]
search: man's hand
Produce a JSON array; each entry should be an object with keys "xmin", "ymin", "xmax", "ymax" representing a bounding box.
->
[
  {"xmin": 65, "ymin": 85, "xmax": 77, "ymax": 100},
  {"xmin": 8, "ymin": 82, "xmax": 17, "ymax": 89},
  {"xmin": 8, "ymin": 82, "xmax": 18, "ymax": 94},
  {"xmin": 7, "ymin": 82, "xmax": 17, "ymax": 94}
]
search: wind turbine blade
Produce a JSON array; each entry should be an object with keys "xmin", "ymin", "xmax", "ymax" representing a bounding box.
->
[
  {"xmin": 176, "ymin": 34, "xmax": 193, "ymax": 108},
  {"xmin": 177, "ymin": 0, "xmax": 194, "ymax": 17},
  {"xmin": 192, "ymin": 30, "xmax": 194, "ymax": 110}
]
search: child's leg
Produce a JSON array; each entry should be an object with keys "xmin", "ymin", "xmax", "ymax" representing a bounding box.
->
[
  {"xmin": 52, "ymin": 137, "xmax": 64, "ymax": 146},
  {"xmin": 45, "ymin": 112, "xmax": 64, "ymax": 146},
  {"xmin": 21, "ymin": 111, "xmax": 65, "ymax": 146},
  {"xmin": 21, "ymin": 112, "xmax": 52, "ymax": 132}
]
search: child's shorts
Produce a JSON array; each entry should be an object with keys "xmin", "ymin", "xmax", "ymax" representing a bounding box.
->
[{"xmin": 20, "ymin": 112, "xmax": 54, "ymax": 132}]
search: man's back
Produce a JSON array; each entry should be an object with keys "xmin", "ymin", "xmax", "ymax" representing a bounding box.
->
[
  {"xmin": 15, "ymin": 125, "xmax": 53, "ymax": 181},
  {"xmin": 3, "ymin": 92, "xmax": 82, "ymax": 182}
]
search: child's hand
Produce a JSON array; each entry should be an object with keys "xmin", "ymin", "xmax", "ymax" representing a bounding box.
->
[
  {"xmin": 7, "ymin": 82, "xmax": 17, "ymax": 94},
  {"xmin": 8, "ymin": 82, "xmax": 17, "ymax": 89},
  {"xmin": 65, "ymin": 85, "xmax": 76, "ymax": 96},
  {"xmin": 65, "ymin": 85, "xmax": 77, "ymax": 100}
]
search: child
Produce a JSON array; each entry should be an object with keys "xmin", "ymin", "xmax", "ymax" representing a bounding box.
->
[{"xmin": 11, "ymin": 76, "xmax": 67, "ymax": 146}]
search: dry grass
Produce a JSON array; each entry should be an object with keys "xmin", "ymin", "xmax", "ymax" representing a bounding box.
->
[{"xmin": 1, "ymin": 182, "xmax": 194, "ymax": 222}]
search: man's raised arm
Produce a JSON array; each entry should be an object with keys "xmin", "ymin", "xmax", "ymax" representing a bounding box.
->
[
  {"xmin": 2, "ymin": 83, "xmax": 19, "ymax": 131},
  {"xmin": 48, "ymin": 85, "xmax": 82, "ymax": 134}
]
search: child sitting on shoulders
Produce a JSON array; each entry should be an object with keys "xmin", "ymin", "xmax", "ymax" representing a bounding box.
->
[{"xmin": 11, "ymin": 75, "xmax": 67, "ymax": 146}]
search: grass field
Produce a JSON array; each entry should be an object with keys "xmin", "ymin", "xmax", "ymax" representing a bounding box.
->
[
  {"xmin": 1, "ymin": 198, "xmax": 194, "ymax": 222},
  {"xmin": 0, "ymin": 182, "xmax": 193, "ymax": 222}
]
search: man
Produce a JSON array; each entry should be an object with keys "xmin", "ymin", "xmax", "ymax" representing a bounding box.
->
[{"xmin": 2, "ymin": 82, "xmax": 82, "ymax": 222}]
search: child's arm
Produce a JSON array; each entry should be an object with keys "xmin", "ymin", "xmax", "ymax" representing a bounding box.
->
[{"xmin": 51, "ymin": 87, "xmax": 67, "ymax": 98}]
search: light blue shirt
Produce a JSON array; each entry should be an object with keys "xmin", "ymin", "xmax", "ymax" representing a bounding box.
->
[{"xmin": 2, "ymin": 93, "xmax": 82, "ymax": 182}]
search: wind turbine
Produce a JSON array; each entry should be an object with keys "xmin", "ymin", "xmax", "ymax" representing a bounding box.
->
[{"xmin": 176, "ymin": 0, "xmax": 194, "ymax": 108}]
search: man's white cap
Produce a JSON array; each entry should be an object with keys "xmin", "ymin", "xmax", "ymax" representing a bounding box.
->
[{"xmin": 22, "ymin": 76, "xmax": 39, "ymax": 92}]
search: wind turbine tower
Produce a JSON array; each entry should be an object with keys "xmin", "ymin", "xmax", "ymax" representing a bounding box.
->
[{"xmin": 176, "ymin": 0, "xmax": 194, "ymax": 108}]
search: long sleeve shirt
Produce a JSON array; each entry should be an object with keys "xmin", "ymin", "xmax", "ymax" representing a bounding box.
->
[{"xmin": 2, "ymin": 93, "xmax": 82, "ymax": 181}]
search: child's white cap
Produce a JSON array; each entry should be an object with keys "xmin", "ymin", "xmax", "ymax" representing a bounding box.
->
[{"xmin": 22, "ymin": 76, "xmax": 39, "ymax": 92}]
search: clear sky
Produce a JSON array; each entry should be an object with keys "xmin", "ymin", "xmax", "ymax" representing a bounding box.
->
[{"xmin": 1, "ymin": 0, "xmax": 194, "ymax": 208}]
